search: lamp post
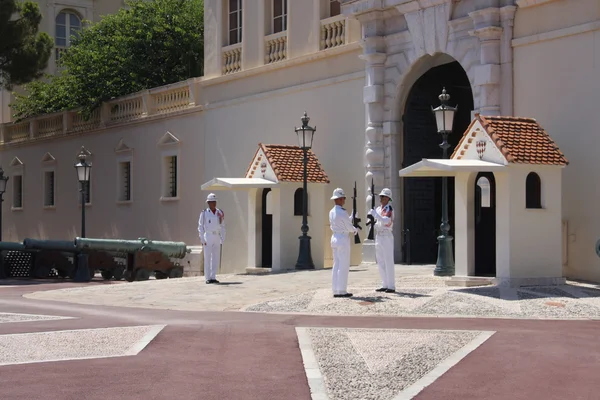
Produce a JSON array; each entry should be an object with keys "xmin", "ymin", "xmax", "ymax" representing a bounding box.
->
[
  {"xmin": 74, "ymin": 147, "xmax": 92, "ymax": 238},
  {"xmin": 73, "ymin": 147, "xmax": 92, "ymax": 282},
  {"xmin": 431, "ymin": 88, "xmax": 457, "ymax": 276},
  {"xmin": 294, "ymin": 112, "xmax": 316, "ymax": 270},
  {"xmin": 0, "ymin": 168, "xmax": 8, "ymax": 242}
]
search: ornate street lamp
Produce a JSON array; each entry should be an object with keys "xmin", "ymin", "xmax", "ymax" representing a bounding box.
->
[
  {"xmin": 74, "ymin": 147, "xmax": 92, "ymax": 238},
  {"xmin": 294, "ymin": 112, "xmax": 316, "ymax": 270},
  {"xmin": 73, "ymin": 147, "xmax": 92, "ymax": 282},
  {"xmin": 431, "ymin": 88, "xmax": 457, "ymax": 276},
  {"xmin": 0, "ymin": 168, "xmax": 8, "ymax": 242}
]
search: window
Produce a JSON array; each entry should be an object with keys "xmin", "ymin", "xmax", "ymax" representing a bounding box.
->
[
  {"xmin": 526, "ymin": 172, "xmax": 542, "ymax": 209},
  {"xmin": 55, "ymin": 11, "xmax": 82, "ymax": 65},
  {"xmin": 228, "ymin": 0, "xmax": 242, "ymax": 45},
  {"xmin": 330, "ymin": 0, "xmax": 341, "ymax": 17},
  {"xmin": 43, "ymin": 170, "xmax": 55, "ymax": 207},
  {"xmin": 163, "ymin": 155, "xmax": 178, "ymax": 198},
  {"xmin": 476, "ymin": 177, "xmax": 491, "ymax": 208},
  {"xmin": 118, "ymin": 161, "xmax": 132, "ymax": 202},
  {"xmin": 12, "ymin": 175, "xmax": 23, "ymax": 209},
  {"xmin": 273, "ymin": 0, "xmax": 288, "ymax": 33},
  {"xmin": 294, "ymin": 188, "xmax": 305, "ymax": 216}
]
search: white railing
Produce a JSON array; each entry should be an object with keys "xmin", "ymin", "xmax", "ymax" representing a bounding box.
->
[
  {"xmin": 0, "ymin": 79, "xmax": 201, "ymax": 146},
  {"xmin": 222, "ymin": 43, "xmax": 242, "ymax": 75},
  {"xmin": 320, "ymin": 15, "xmax": 346, "ymax": 50},
  {"xmin": 265, "ymin": 31, "xmax": 287, "ymax": 64}
]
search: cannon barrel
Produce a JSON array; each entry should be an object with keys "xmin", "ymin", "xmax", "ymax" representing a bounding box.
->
[
  {"xmin": 0, "ymin": 241, "xmax": 27, "ymax": 252},
  {"xmin": 74, "ymin": 237, "xmax": 189, "ymax": 259},
  {"xmin": 23, "ymin": 238, "xmax": 77, "ymax": 252}
]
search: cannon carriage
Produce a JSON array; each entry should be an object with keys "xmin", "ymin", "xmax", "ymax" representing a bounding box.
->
[{"xmin": 0, "ymin": 237, "xmax": 190, "ymax": 282}]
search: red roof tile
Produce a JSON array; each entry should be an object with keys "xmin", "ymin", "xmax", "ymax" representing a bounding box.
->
[
  {"xmin": 246, "ymin": 144, "xmax": 330, "ymax": 183},
  {"xmin": 452, "ymin": 114, "xmax": 568, "ymax": 166}
]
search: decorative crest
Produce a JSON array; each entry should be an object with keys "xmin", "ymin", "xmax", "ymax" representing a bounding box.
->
[{"xmin": 476, "ymin": 140, "xmax": 487, "ymax": 159}]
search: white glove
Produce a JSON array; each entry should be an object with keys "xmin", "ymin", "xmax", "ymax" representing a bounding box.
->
[{"xmin": 368, "ymin": 209, "xmax": 376, "ymax": 217}]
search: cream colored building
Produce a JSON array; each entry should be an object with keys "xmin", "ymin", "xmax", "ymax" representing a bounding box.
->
[
  {"xmin": 0, "ymin": 0, "xmax": 598, "ymax": 283},
  {"xmin": 0, "ymin": 0, "xmax": 124, "ymax": 123}
]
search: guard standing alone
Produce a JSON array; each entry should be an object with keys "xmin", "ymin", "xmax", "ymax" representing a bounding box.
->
[
  {"xmin": 368, "ymin": 188, "xmax": 395, "ymax": 293},
  {"xmin": 329, "ymin": 188, "xmax": 357, "ymax": 298},
  {"xmin": 198, "ymin": 193, "xmax": 226, "ymax": 284}
]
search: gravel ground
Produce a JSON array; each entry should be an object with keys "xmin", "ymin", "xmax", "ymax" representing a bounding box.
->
[
  {"xmin": 243, "ymin": 282, "xmax": 600, "ymax": 319},
  {"xmin": 0, "ymin": 312, "xmax": 74, "ymax": 324},
  {"xmin": 306, "ymin": 328, "xmax": 481, "ymax": 400},
  {"xmin": 0, "ymin": 325, "xmax": 163, "ymax": 366}
]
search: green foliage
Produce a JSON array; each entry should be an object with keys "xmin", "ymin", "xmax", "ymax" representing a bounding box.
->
[
  {"xmin": 11, "ymin": 0, "xmax": 204, "ymax": 120},
  {"xmin": 0, "ymin": 0, "xmax": 53, "ymax": 89}
]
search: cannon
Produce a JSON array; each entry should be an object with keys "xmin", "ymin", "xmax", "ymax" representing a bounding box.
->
[
  {"xmin": 0, "ymin": 241, "xmax": 29, "ymax": 279},
  {"xmin": 74, "ymin": 237, "xmax": 189, "ymax": 282}
]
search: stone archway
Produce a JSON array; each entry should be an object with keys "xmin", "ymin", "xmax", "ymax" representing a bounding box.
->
[{"xmin": 401, "ymin": 60, "xmax": 474, "ymax": 264}]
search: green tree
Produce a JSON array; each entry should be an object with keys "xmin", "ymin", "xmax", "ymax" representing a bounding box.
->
[
  {"xmin": 0, "ymin": 0, "xmax": 53, "ymax": 89},
  {"xmin": 12, "ymin": 0, "xmax": 204, "ymax": 120}
]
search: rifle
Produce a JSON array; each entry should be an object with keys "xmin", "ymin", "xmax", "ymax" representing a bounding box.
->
[
  {"xmin": 366, "ymin": 178, "xmax": 376, "ymax": 240},
  {"xmin": 352, "ymin": 181, "xmax": 362, "ymax": 244}
]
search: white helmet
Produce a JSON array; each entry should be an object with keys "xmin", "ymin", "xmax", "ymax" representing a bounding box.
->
[
  {"xmin": 330, "ymin": 188, "xmax": 346, "ymax": 200},
  {"xmin": 378, "ymin": 188, "xmax": 392, "ymax": 200},
  {"xmin": 206, "ymin": 193, "xmax": 217, "ymax": 202}
]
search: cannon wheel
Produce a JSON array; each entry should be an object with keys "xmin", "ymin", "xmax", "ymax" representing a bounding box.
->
[
  {"xmin": 100, "ymin": 270, "xmax": 113, "ymax": 280},
  {"xmin": 135, "ymin": 268, "xmax": 150, "ymax": 281},
  {"xmin": 168, "ymin": 266, "xmax": 184, "ymax": 278},
  {"xmin": 124, "ymin": 270, "xmax": 134, "ymax": 282},
  {"xmin": 113, "ymin": 266, "xmax": 125, "ymax": 281},
  {"xmin": 32, "ymin": 264, "xmax": 51, "ymax": 279},
  {"xmin": 155, "ymin": 271, "xmax": 168, "ymax": 280}
]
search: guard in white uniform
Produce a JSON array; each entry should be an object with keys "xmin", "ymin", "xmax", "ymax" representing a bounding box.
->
[
  {"xmin": 198, "ymin": 193, "xmax": 226, "ymax": 284},
  {"xmin": 368, "ymin": 188, "xmax": 395, "ymax": 293},
  {"xmin": 329, "ymin": 188, "xmax": 357, "ymax": 298}
]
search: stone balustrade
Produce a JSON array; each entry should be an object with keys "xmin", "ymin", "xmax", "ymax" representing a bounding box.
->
[
  {"xmin": 0, "ymin": 79, "xmax": 200, "ymax": 146},
  {"xmin": 222, "ymin": 43, "xmax": 242, "ymax": 75},
  {"xmin": 320, "ymin": 15, "xmax": 346, "ymax": 50},
  {"xmin": 265, "ymin": 32, "xmax": 287, "ymax": 64}
]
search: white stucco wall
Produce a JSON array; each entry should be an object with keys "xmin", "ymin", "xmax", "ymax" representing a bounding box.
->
[{"xmin": 513, "ymin": 0, "xmax": 600, "ymax": 282}]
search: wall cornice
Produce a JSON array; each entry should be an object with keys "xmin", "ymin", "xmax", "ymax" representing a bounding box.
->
[
  {"xmin": 515, "ymin": 0, "xmax": 560, "ymax": 9},
  {"xmin": 512, "ymin": 20, "xmax": 600, "ymax": 47}
]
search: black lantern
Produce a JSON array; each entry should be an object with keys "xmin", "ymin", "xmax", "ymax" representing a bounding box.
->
[
  {"xmin": 74, "ymin": 147, "xmax": 92, "ymax": 238},
  {"xmin": 294, "ymin": 112, "xmax": 315, "ymax": 270}
]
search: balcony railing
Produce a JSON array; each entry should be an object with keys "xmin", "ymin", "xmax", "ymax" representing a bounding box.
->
[
  {"xmin": 222, "ymin": 43, "xmax": 242, "ymax": 75},
  {"xmin": 320, "ymin": 15, "xmax": 347, "ymax": 50},
  {"xmin": 265, "ymin": 31, "xmax": 287, "ymax": 64},
  {"xmin": 0, "ymin": 79, "xmax": 201, "ymax": 146}
]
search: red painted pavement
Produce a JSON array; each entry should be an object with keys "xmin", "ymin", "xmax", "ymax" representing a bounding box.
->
[{"xmin": 0, "ymin": 282, "xmax": 599, "ymax": 399}]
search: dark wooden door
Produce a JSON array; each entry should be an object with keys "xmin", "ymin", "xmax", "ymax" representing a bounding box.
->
[
  {"xmin": 474, "ymin": 172, "xmax": 496, "ymax": 276},
  {"xmin": 402, "ymin": 61, "xmax": 471, "ymax": 264},
  {"xmin": 261, "ymin": 188, "xmax": 273, "ymax": 268}
]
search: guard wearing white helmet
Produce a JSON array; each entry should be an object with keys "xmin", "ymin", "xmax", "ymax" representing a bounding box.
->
[
  {"xmin": 198, "ymin": 193, "xmax": 226, "ymax": 284},
  {"xmin": 329, "ymin": 188, "xmax": 358, "ymax": 298},
  {"xmin": 368, "ymin": 188, "xmax": 395, "ymax": 293}
]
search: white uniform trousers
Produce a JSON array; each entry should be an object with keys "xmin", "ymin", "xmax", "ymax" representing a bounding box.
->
[
  {"xmin": 331, "ymin": 233, "xmax": 351, "ymax": 295},
  {"xmin": 203, "ymin": 232, "xmax": 221, "ymax": 280},
  {"xmin": 375, "ymin": 233, "xmax": 395, "ymax": 290}
]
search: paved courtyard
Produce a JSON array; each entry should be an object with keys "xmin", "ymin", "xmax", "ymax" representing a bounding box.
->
[{"xmin": 0, "ymin": 265, "xmax": 599, "ymax": 399}]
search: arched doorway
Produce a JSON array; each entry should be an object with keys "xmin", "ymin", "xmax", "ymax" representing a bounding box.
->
[
  {"xmin": 402, "ymin": 60, "xmax": 474, "ymax": 264},
  {"xmin": 261, "ymin": 188, "xmax": 273, "ymax": 268},
  {"xmin": 475, "ymin": 172, "xmax": 496, "ymax": 276}
]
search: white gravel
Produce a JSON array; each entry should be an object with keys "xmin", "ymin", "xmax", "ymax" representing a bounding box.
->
[
  {"xmin": 0, "ymin": 312, "xmax": 74, "ymax": 324},
  {"xmin": 244, "ymin": 282, "xmax": 600, "ymax": 320},
  {"xmin": 0, "ymin": 325, "xmax": 164, "ymax": 366},
  {"xmin": 305, "ymin": 328, "xmax": 481, "ymax": 400}
]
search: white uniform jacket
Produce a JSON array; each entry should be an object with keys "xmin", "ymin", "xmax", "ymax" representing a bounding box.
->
[
  {"xmin": 373, "ymin": 204, "xmax": 394, "ymax": 235},
  {"xmin": 198, "ymin": 208, "xmax": 226, "ymax": 243}
]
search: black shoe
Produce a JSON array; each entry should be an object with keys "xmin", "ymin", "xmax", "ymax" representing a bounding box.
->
[
  {"xmin": 206, "ymin": 280, "xmax": 212, "ymax": 284},
  {"xmin": 333, "ymin": 294, "xmax": 344, "ymax": 298},
  {"xmin": 342, "ymin": 293, "xmax": 353, "ymax": 298},
  {"xmin": 375, "ymin": 288, "xmax": 387, "ymax": 292},
  {"xmin": 385, "ymin": 289, "xmax": 396, "ymax": 293},
  {"xmin": 212, "ymin": 279, "xmax": 220, "ymax": 284}
]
